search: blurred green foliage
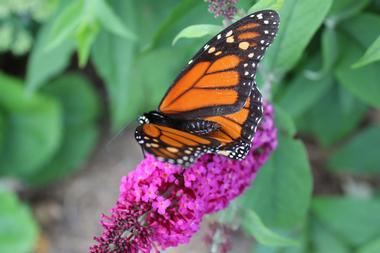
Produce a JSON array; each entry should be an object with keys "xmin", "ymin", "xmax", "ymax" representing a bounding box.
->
[
  {"xmin": 0, "ymin": 188, "xmax": 38, "ymax": 253},
  {"xmin": 0, "ymin": 0, "xmax": 58, "ymax": 55},
  {"xmin": 0, "ymin": 0, "xmax": 380, "ymax": 252}
]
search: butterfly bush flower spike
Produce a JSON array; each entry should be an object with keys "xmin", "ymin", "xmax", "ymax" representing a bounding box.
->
[
  {"xmin": 206, "ymin": 0, "xmax": 238, "ymax": 20},
  {"xmin": 90, "ymin": 102, "xmax": 277, "ymax": 253}
]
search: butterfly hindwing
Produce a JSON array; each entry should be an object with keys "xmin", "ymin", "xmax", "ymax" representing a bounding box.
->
[
  {"xmin": 135, "ymin": 123, "xmax": 220, "ymax": 167},
  {"xmin": 159, "ymin": 10, "xmax": 279, "ymax": 119},
  {"xmin": 204, "ymin": 84, "xmax": 263, "ymax": 159}
]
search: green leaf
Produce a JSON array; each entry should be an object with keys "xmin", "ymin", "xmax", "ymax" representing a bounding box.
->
[
  {"xmin": 46, "ymin": 0, "xmax": 84, "ymax": 51},
  {"xmin": 274, "ymin": 105, "xmax": 296, "ymax": 138},
  {"xmin": 0, "ymin": 189, "xmax": 38, "ymax": 253},
  {"xmin": 136, "ymin": 47, "xmax": 192, "ymax": 111},
  {"xmin": 354, "ymin": 35, "xmax": 380, "ymax": 68},
  {"xmin": 249, "ymin": 0, "xmax": 284, "ymax": 13},
  {"xmin": 252, "ymin": 226, "xmax": 308, "ymax": 253},
  {"xmin": 296, "ymin": 26, "xmax": 339, "ymax": 80},
  {"xmin": 0, "ymin": 113, "xmax": 5, "ymax": 153},
  {"xmin": 340, "ymin": 13, "xmax": 380, "ymax": 48},
  {"xmin": 92, "ymin": 0, "xmax": 139, "ymax": 132},
  {"xmin": 42, "ymin": 73, "xmax": 100, "ymax": 126},
  {"xmin": 278, "ymin": 55, "xmax": 334, "ymax": 118},
  {"xmin": 326, "ymin": 0, "xmax": 371, "ymax": 25},
  {"xmin": 311, "ymin": 218, "xmax": 350, "ymax": 253},
  {"xmin": 247, "ymin": 135, "xmax": 312, "ymax": 229},
  {"xmin": 76, "ymin": 20, "xmax": 100, "ymax": 67},
  {"xmin": 264, "ymin": 0, "xmax": 333, "ymax": 75},
  {"xmin": 172, "ymin": 24, "xmax": 221, "ymax": 45},
  {"xmin": 312, "ymin": 197, "xmax": 380, "ymax": 247},
  {"xmin": 335, "ymin": 33, "xmax": 380, "ymax": 108},
  {"xmin": 26, "ymin": 125, "xmax": 98, "ymax": 185},
  {"xmin": 26, "ymin": 5, "xmax": 75, "ymax": 91},
  {"xmin": 297, "ymin": 84, "xmax": 367, "ymax": 147},
  {"xmin": 94, "ymin": 0, "xmax": 136, "ymax": 40},
  {"xmin": 149, "ymin": 0, "xmax": 203, "ymax": 49},
  {"xmin": 243, "ymin": 209, "xmax": 299, "ymax": 247},
  {"xmin": 319, "ymin": 27, "xmax": 339, "ymax": 75},
  {"xmin": 358, "ymin": 238, "xmax": 380, "ymax": 253},
  {"xmin": 0, "ymin": 73, "xmax": 62, "ymax": 177},
  {"xmin": 25, "ymin": 73, "xmax": 100, "ymax": 185},
  {"xmin": 328, "ymin": 126, "xmax": 380, "ymax": 174}
]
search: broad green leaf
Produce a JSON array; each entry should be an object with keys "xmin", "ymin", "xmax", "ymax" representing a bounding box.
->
[
  {"xmin": 26, "ymin": 4, "xmax": 75, "ymax": 91},
  {"xmin": 25, "ymin": 73, "xmax": 100, "ymax": 184},
  {"xmin": 264, "ymin": 0, "xmax": 333, "ymax": 75},
  {"xmin": 358, "ymin": 238, "xmax": 380, "ymax": 253},
  {"xmin": 150, "ymin": 0, "xmax": 203, "ymax": 49},
  {"xmin": 249, "ymin": 0, "xmax": 284, "ymax": 13},
  {"xmin": 326, "ymin": 0, "xmax": 371, "ymax": 25},
  {"xmin": 42, "ymin": 73, "xmax": 100, "ymax": 126},
  {"xmin": 173, "ymin": 24, "xmax": 221, "ymax": 45},
  {"xmin": 340, "ymin": 13, "xmax": 380, "ymax": 49},
  {"xmin": 274, "ymin": 105, "xmax": 296, "ymax": 138},
  {"xmin": 311, "ymin": 219, "xmax": 350, "ymax": 253},
  {"xmin": 297, "ymin": 84, "xmax": 367, "ymax": 147},
  {"xmin": 328, "ymin": 126, "xmax": 380, "ymax": 174},
  {"xmin": 94, "ymin": 0, "xmax": 136, "ymax": 40},
  {"xmin": 312, "ymin": 197, "xmax": 380, "ymax": 247},
  {"xmin": 300, "ymin": 26, "xmax": 339, "ymax": 79},
  {"xmin": 0, "ymin": 113, "xmax": 5, "ymax": 153},
  {"xmin": 92, "ymin": 0, "xmax": 139, "ymax": 132},
  {"xmin": 335, "ymin": 33, "xmax": 380, "ymax": 108},
  {"xmin": 278, "ymin": 55, "xmax": 334, "ymax": 118},
  {"xmin": 46, "ymin": 0, "xmax": 84, "ymax": 51},
  {"xmin": 136, "ymin": 47, "xmax": 192, "ymax": 110},
  {"xmin": 0, "ymin": 189, "xmax": 38, "ymax": 253},
  {"xmin": 243, "ymin": 210, "xmax": 298, "ymax": 247},
  {"xmin": 0, "ymin": 73, "xmax": 62, "ymax": 177},
  {"xmin": 26, "ymin": 125, "xmax": 98, "ymax": 184},
  {"xmin": 319, "ymin": 27, "xmax": 339, "ymax": 75},
  {"xmin": 354, "ymin": 35, "xmax": 380, "ymax": 68},
  {"xmin": 247, "ymin": 135, "xmax": 312, "ymax": 229}
]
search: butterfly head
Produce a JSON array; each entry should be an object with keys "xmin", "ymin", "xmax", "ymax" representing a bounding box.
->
[{"xmin": 138, "ymin": 111, "xmax": 167, "ymax": 125}]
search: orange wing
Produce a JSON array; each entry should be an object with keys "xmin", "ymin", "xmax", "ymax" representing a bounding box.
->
[
  {"xmin": 204, "ymin": 87, "xmax": 263, "ymax": 160},
  {"xmin": 159, "ymin": 56, "xmax": 243, "ymax": 114},
  {"xmin": 135, "ymin": 123, "xmax": 220, "ymax": 167},
  {"xmin": 159, "ymin": 10, "xmax": 279, "ymax": 119}
]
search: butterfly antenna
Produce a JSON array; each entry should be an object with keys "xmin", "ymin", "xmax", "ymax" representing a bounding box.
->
[
  {"xmin": 141, "ymin": 146, "xmax": 146, "ymax": 158},
  {"xmin": 105, "ymin": 123, "xmax": 131, "ymax": 151}
]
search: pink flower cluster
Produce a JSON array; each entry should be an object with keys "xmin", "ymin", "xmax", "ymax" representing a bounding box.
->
[
  {"xmin": 205, "ymin": 0, "xmax": 238, "ymax": 20},
  {"xmin": 89, "ymin": 103, "xmax": 277, "ymax": 253}
]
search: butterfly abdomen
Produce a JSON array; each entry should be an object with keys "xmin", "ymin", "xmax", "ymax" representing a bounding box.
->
[{"xmin": 180, "ymin": 119, "xmax": 221, "ymax": 135}]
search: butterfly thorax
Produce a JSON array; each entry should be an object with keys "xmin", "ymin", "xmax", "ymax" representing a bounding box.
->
[{"xmin": 139, "ymin": 111, "xmax": 220, "ymax": 135}]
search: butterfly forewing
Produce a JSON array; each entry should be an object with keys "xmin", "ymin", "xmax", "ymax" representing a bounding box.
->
[{"xmin": 159, "ymin": 10, "xmax": 279, "ymax": 119}]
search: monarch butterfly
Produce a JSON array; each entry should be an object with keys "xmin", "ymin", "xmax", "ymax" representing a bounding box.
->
[{"xmin": 135, "ymin": 10, "xmax": 279, "ymax": 167}]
